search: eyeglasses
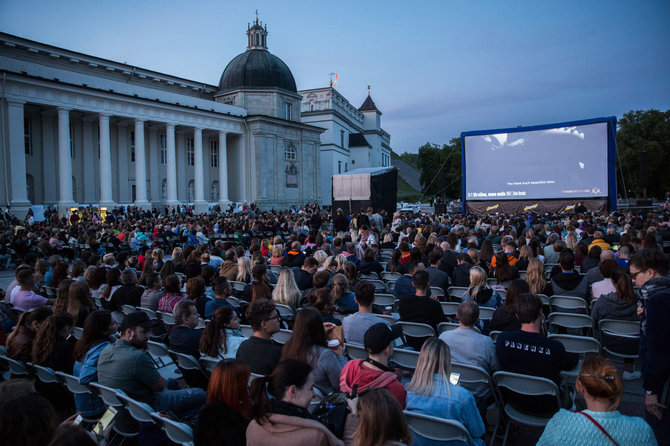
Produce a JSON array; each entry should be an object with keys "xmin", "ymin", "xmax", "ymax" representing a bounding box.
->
[
  {"xmin": 630, "ymin": 270, "xmax": 645, "ymax": 280},
  {"xmin": 265, "ymin": 310, "xmax": 282, "ymax": 322}
]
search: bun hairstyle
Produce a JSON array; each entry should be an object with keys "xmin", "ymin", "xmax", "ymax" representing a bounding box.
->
[{"xmin": 578, "ymin": 355, "xmax": 623, "ymax": 410}]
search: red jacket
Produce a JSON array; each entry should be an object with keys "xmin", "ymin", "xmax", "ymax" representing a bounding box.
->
[{"xmin": 339, "ymin": 359, "xmax": 407, "ymax": 408}]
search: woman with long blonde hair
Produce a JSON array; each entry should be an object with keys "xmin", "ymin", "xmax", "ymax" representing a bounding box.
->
[
  {"xmin": 272, "ymin": 269, "xmax": 302, "ymax": 309},
  {"xmin": 312, "ymin": 250, "xmax": 328, "ymax": 269},
  {"xmin": 406, "ymin": 338, "xmax": 485, "ymax": 445},
  {"xmin": 463, "ymin": 266, "xmax": 502, "ymax": 309},
  {"xmin": 236, "ymin": 256, "xmax": 252, "ymax": 283},
  {"xmin": 525, "ymin": 258, "xmax": 553, "ymax": 296}
]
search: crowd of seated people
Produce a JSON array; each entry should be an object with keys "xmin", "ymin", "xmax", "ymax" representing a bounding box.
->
[{"xmin": 0, "ymin": 203, "xmax": 668, "ymax": 445}]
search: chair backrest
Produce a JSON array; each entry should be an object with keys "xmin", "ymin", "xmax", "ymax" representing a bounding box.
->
[
  {"xmin": 2, "ymin": 355, "xmax": 31, "ymax": 377},
  {"xmin": 226, "ymin": 296, "xmax": 241, "ymax": 307},
  {"xmin": 547, "ymin": 334, "xmax": 601, "ymax": 355},
  {"xmin": 437, "ymin": 322, "xmax": 460, "ymax": 334},
  {"xmin": 598, "ymin": 319, "xmax": 640, "ymax": 337},
  {"xmin": 369, "ymin": 280, "xmax": 387, "ymax": 292},
  {"xmin": 404, "ymin": 410, "xmax": 473, "ymax": 444},
  {"xmin": 55, "ymin": 371, "xmax": 92, "ymax": 395},
  {"xmin": 30, "ymin": 363, "xmax": 62, "ymax": 384},
  {"xmin": 451, "ymin": 361, "xmax": 494, "ymax": 394},
  {"xmin": 518, "ymin": 270, "xmax": 527, "ymax": 279},
  {"xmin": 360, "ymin": 273, "xmax": 379, "ymax": 281},
  {"xmin": 547, "ymin": 312, "xmax": 594, "ymax": 332},
  {"xmin": 478, "ymin": 306, "xmax": 495, "ymax": 321},
  {"xmin": 147, "ymin": 340, "xmax": 170, "ymax": 358},
  {"xmin": 158, "ymin": 311, "xmax": 175, "ymax": 326},
  {"xmin": 550, "ymin": 295, "xmax": 587, "ymax": 313},
  {"xmin": 200, "ymin": 356, "xmax": 220, "ymax": 375},
  {"xmin": 345, "ymin": 343, "xmax": 368, "ymax": 360},
  {"xmin": 489, "ymin": 330, "xmax": 501, "ymax": 343},
  {"xmin": 381, "ymin": 272, "xmax": 402, "ymax": 281},
  {"xmin": 537, "ymin": 294, "xmax": 551, "ymax": 306},
  {"xmin": 486, "ymin": 277, "xmax": 497, "ymax": 286},
  {"xmin": 275, "ymin": 304, "xmax": 295, "ymax": 319},
  {"xmin": 121, "ymin": 304, "xmax": 136, "ymax": 315},
  {"xmin": 239, "ymin": 324, "xmax": 254, "ymax": 338},
  {"xmin": 168, "ymin": 350, "xmax": 202, "ymax": 371},
  {"xmin": 396, "ymin": 321, "xmax": 436, "ymax": 339},
  {"xmin": 116, "ymin": 392, "xmax": 155, "ymax": 424},
  {"xmin": 440, "ymin": 301, "xmax": 460, "ymax": 317},
  {"xmin": 374, "ymin": 293, "xmax": 396, "ymax": 307},
  {"xmin": 89, "ymin": 382, "xmax": 125, "ymax": 408},
  {"xmin": 447, "ymin": 287, "xmax": 468, "ymax": 299},
  {"xmin": 137, "ymin": 307, "xmax": 158, "ymax": 320},
  {"xmin": 151, "ymin": 413, "xmax": 194, "ymax": 446},
  {"xmin": 493, "ymin": 371, "xmax": 561, "ymax": 413},
  {"xmin": 390, "ymin": 348, "xmax": 421, "ymax": 370},
  {"xmin": 231, "ymin": 281, "xmax": 247, "ymax": 292},
  {"xmin": 377, "ymin": 313, "xmax": 399, "ymax": 325},
  {"xmin": 430, "ymin": 287, "xmax": 445, "ymax": 297},
  {"xmin": 272, "ymin": 329, "xmax": 293, "ymax": 345},
  {"xmin": 72, "ymin": 326, "xmax": 84, "ymax": 340}
]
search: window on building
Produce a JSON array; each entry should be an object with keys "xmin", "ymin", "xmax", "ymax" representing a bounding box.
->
[
  {"xmin": 131, "ymin": 184, "xmax": 136, "ymax": 202},
  {"xmin": 340, "ymin": 130, "xmax": 345, "ymax": 148},
  {"xmin": 24, "ymin": 117, "xmax": 32, "ymax": 155},
  {"xmin": 345, "ymin": 162, "xmax": 348, "ymax": 172},
  {"xmin": 284, "ymin": 144, "xmax": 297, "ymax": 160},
  {"xmin": 130, "ymin": 130, "xmax": 135, "ymax": 162},
  {"xmin": 187, "ymin": 137, "xmax": 194, "ymax": 166},
  {"xmin": 284, "ymin": 103, "xmax": 291, "ymax": 121},
  {"xmin": 210, "ymin": 140, "xmax": 218, "ymax": 168},
  {"xmin": 70, "ymin": 122, "xmax": 75, "ymax": 158},
  {"xmin": 338, "ymin": 160, "xmax": 342, "ymax": 174},
  {"xmin": 160, "ymin": 134, "xmax": 167, "ymax": 164}
]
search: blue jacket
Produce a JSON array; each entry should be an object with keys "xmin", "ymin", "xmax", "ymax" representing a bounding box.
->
[
  {"xmin": 406, "ymin": 374, "xmax": 485, "ymax": 446},
  {"xmin": 73, "ymin": 341, "xmax": 110, "ymax": 417}
]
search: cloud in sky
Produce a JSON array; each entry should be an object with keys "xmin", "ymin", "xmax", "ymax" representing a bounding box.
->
[{"xmin": 543, "ymin": 127, "xmax": 585, "ymax": 139}]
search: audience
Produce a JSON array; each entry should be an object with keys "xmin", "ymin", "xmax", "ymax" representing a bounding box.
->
[
  {"xmin": 551, "ymin": 250, "xmax": 588, "ymax": 299},
  {"xmin": 7, "ymin": 307, "xmax": 53, "ymax": 362},
  {"xmin": 168, "ymin": 299, "xmax": 204, "ymax": 358},
  {"xmin": 398, "ymin": 269, "xmax": 447, "ymax": 336},
  {"xmin": 342, "ymin": 281, "xmax": 388, "ymax": 344}
]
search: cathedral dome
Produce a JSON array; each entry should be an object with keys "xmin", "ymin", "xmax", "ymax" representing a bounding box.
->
[
  {"xmin": 218, "ymin": 50, "xmax": 296, "ymax": 94},
  {"xmin": 218, "ymin": 19, "xmax": 297, "ymax": 94}
]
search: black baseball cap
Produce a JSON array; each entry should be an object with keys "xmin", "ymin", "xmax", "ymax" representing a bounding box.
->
[
  {"xmin": 364, "ymin": 323, "xmax": 403, "ymax": 354},
  {"xmin": 119, "ymin": 311, "xmax": 159, "ymax": 332}
]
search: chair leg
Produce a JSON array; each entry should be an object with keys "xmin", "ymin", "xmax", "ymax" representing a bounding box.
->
[{"xmin": 501, "ymin": 419, "xmax": 511, "ymax": 446}]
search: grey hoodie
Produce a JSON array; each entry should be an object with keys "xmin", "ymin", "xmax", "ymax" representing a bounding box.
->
[{"xmin": 591, "ymin": 291, "xmax": 639, "ymax": 325}]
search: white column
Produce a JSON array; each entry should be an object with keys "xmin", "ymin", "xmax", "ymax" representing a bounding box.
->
[
  {"xmin": 57, "ymin": 107, "xmax": 75, "ymax": 215},
  {"xmin": 6, "ymin": 99, "xmax": 31, "ymax": 217},
  {"xmin": 193, "ymin": 127, "xmax": 207, "ymax": 213},
  {"xmin": 98, "ymin": 114, "xmax": 115, "ymax": 207},
  {"xmin": 218, "ymin": 131, "xmax": 230, "ymax": 206},
  {"xmin": 165, "ymin": 123, "xmax": 178, "ymax": 206},
  {"xmin": 134, "ymin": 119, "xmax": 150, "ymax": 208}
]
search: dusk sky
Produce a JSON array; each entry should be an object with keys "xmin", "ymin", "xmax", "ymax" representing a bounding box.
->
[{"xmin": 1, "ymin": 0, "xmax": 669, "ymax": 154}]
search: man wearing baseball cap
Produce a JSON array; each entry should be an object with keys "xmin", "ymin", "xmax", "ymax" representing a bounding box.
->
[
  {"xmin": 98, "ymin": 311, "xmax": 206, "ymax": 432},
  {"xmin": 339, "ymin": 323, "xmax": 407, "ymax": 407}
]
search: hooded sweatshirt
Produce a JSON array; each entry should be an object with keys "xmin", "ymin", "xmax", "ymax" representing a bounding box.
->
[
  {"xmin": 590, "ymin": 291, "xmax": 639, "ymax": 325},
  {"xmin": 339, "ymin": 359, "xmax": 407, "ymax": 408},
  {"xmin": 550, "ymin": 270, "xmax": 588, "ymax": 298}
]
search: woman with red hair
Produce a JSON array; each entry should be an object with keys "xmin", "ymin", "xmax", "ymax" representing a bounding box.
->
[{"xmin": 194, "ymin": 359, "xmax": 250, "ymax": 446}]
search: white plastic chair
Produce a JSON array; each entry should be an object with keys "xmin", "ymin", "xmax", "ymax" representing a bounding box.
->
[
  {"xmin": 437, "ymin": 321, "xmax": 460, "ymax": 333},
  {"xmin": 447, "ymin": 286, "xmax": 468, "ymax": 300},
  {"xmin": 151, "ymin": 412, "xmax": 194, "ymax": 446},
  {"xmin": 549, "ymin": 295, "xmax": 588, "ymax": 314},
  {"xmin": 272, "ymin": 328, "xmax": 293, "ymax": 345},
  {"xmin": 598, "ymin": 319, "xmax": 640, "ymax": 360},
  {"xmin": 345, "ymin": 342, "xmax": 368, "ymax": 360},
  {"xmin": 390, "ymin": 348, "xmax": 420, "ymax": 370}
]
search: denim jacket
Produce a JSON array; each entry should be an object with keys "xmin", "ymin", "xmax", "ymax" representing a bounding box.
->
[
  {"xmin": 73, "ymin": 341, "xmax": 110, "ymax": 417},
  {"xmin": 406, "ymin": 374, "xmax": 485, "ymax": 446}
]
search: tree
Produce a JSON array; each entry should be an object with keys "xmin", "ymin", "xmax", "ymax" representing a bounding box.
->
[
  {"xmin": 616, "ymin": 109, "xmax": 670, "ymax": 199},
  {"xmin": 417, "ymin": 138, "xmax": 462, "ymax": 199}
]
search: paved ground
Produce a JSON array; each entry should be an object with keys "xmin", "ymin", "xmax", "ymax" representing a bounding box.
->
[{"xmin": 0, "ymin": 267, "xmax": 646, "ymax": 445}]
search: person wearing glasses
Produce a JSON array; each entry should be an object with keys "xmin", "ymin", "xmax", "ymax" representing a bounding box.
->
[
  {"xmin": 236, "ymin": 299, "xmax": 283, "ymax": 375},
  {"xmin": 629, "ymin": 249, "xmax": 670, "ymax": 444}
]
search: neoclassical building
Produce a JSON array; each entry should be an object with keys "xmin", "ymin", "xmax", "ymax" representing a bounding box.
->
[
  {"xmin": 0, "ymin": 18, "xmax": 322, "ymax": 217},
  {"xmin": 299, "ymin": 87, "xmax": 393, "ymax": 205}
]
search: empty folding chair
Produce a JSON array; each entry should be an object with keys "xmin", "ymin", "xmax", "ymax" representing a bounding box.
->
[
  {"xmin": 547, "ymin": 312, "xmax": 594, "ymax": 336},
  {"xmin": 597, "ymin": 319, "xmax": 640, "ymax": 361},
  {"xmin": 390, "ymin": 348, "xmax": 420, "ymax": 371},
  {"xmin": 493, "ymin": 371, "xmax": 562, "ymax": 446},
  {"xmin": 549, "ymin": 295, "xmax": 588, "ymax": 314}
]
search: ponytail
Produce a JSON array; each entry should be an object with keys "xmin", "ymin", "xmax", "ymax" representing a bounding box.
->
[
  {"xmin": 248, "ymin": 360, "xmax": 312, "ymax": 424},
  {"xmin": 612, "ymin": 267, "xmax": 635, "ymax": 305}
]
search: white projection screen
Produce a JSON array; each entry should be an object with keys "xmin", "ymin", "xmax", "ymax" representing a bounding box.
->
[{"xmin": 463, "ymin": 121, "xmax": 611, "ymax": 202}]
